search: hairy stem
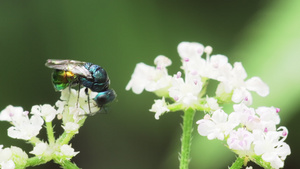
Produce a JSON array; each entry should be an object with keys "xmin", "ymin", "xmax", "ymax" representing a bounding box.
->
[
  {"xmin": 229, "ymin": 157, "xmax": 244, "ymax": 169},
  {"xmin": 46, "ymin": 121, "xmax": 55, "ymax": 145},
  {"xmin": 179, "ymin": 108, "xmax": 195, "ymax": 169}
]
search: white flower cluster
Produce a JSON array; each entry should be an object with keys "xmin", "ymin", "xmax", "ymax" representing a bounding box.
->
[
  {"xmin": 126, "ymin": 42, "xmax": 290, "ymax": 168},
  {"xmin": 197, "ymin": 103, "xmax": 290, "ymax": 169},
  {"xmin": 30, "ymin": 142, "xmax": 78, "ymax": 160},
  {"xmin": 126, "ymin": 42, "xmax": 269, "ymax": 118},
  {"xmin": 0, "ymin": 145, "xmax": 27, "ymax": 169},
  {"xmin": 0, "ymin": 88, "xmax": 95, "ymax": 168}
]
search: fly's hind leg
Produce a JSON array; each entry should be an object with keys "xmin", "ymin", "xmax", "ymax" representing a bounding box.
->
[
  {"xmin": 75, "ymin": 84, "xmax": 81, "ymax": 108},
  {"xmin": 84, "ymin": 87, "xmax": 92, "ymax": 114}
]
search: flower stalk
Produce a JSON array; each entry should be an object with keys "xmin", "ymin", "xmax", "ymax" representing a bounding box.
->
[
  {"xmin": 229, "ymin": 157, "xmax": 245, "ymax": 169},
  {"xmin": 53, "ymin": 157, "xmax": 81, "ymax": 169},
  {"xmin": 179, "ymin": 108, "xmax": 195, "ymax": 169},
  {"xmin": 26, "ymin": 156, "xmax": 51, "ymax": 167},
  {"xmin": 46, "ymin": 121, "xmax": 55, "ymax": 145}
]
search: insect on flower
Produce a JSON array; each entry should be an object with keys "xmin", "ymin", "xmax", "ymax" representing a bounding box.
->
[{"xmin": 45, "ymin": 59, "xmax": 116, "ymax": 111}]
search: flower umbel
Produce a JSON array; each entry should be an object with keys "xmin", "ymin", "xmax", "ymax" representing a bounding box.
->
[
  {"xmin": 126, "ymin": 41, "xmax": 290, "ymax": 169},
  {"xmin": 0, "ymin": 87, "xmax": 101, "ymax": 169}
]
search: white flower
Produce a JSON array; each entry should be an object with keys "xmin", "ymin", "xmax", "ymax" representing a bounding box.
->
[
  {"xmin": 0, "ymin": 146, "xmax": 13, "ymax": 166},
  {"xmin": 227, "ymin": 128, "xmax": 254, "ymax": 151},
  {"xmin": 0, "ymin": 105, "xmax": 44, "ymax": 140},
  {"xmin": 149, "ymin": 97, "xmax": 169, "ymax": 120},
  {"xmin": 217, "ymin": 62, "xmax": 269, "ymax": 105},
  {"xmin": 78, "ymin": 88, "xmax": 101, "ymax": 114},
  {"xmin": 126, "ymin": 56, "xmax": 172, "ymax": 96},
  {"xmin": 10, "ymin": 146, "xmax": 28, "ymax": 166},
  {"xmin": 253, "ymin": 129, "xmax": 291, "ymax": 169},
  {"xmin": 0, "ymin": 160, "xmax": 15, "ymax": 169},
  {"xmin": 256, "ymin": 106, "xmax": 280, "ymax": 132},
  {"xmin": 68, "ymin": 107, "xmax": 86, "ymax": 123},
  {"xmin": 55, "ymin": 100, "xmax": 65, "ymax": 118},
  {"xmin": 177, "ymin": 42, "xmax": 233, "ymax": 81},
  {"xmin": 7, "ymin": 113, "xmax": 43, "ymax": 140},
  {"xmin": 229, "ymin": 103, "xmax": 261, "ymax": 131},
  {"xmin": 0, "ymin": 145, "xmax": 27, "ymax": 169},
  {"xmin": 230, "ymin": 103, "xmax": 281, "ymax": 132},
  {"xmin": 168, "ymin": 73, "xmax": 203, "ymax": 107},
  {"xmin": 58, "ymin": 145, "xmax": 79, "ymax": 160},
  {"xmin": 57, "ymin": 88, "xmax": 100, "ymax": 119},
  {"xmin": 197, "ymin": 109, "xmax": 238, "ymax": 140},
  {"xmin": 62, "ymin": 122, "xmax": 80, "ymax": 133},
  {"xmin": 154, "ymin": 55, "xmax": 172, "ymax": 69},
  {"xmin": 0, "ymin": 105, "xmax": 24, "ymax": 122},
  {"xmin": 204, "ymin": 96, "xmax": 220, "ymax": 111},
  {"xmin": 206, "ymin": 54, "xmax": 232, "ymax": 81},
  {"xmin": 177, "ymin": 41, "xmax": 204, "ymax": 60},
  {"xmin": 31, "ymin": 104, "xmax": 57, "ymax": 122},
  {"xmin": 178, "ymin": 42, "xmax": 207, "ymax": 77},
  {"xmin": 30, "ymin": 142, "xmax": 50, "ymax": 156}
]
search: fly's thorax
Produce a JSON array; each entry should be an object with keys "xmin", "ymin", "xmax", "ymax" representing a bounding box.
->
[
  {"xmin": 84, "ymin": 63, "xmax": 109, "ymax": 83},
  {"xmin": 79, "ymin": 63, "xmax": 110, "ymax": 92}
]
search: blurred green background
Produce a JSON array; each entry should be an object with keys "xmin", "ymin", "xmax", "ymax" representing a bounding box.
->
[{"xmin": 0, "ymin": 0, "xmax": 299, "ymax": 169}]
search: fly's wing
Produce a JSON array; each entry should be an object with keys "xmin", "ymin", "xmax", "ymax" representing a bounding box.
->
[{"xmin": 45, "ymin": 59, "xmax": 92, "ymax": 79}]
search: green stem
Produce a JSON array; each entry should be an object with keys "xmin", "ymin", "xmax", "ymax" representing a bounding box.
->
[
  {"xmin": 250, "ymin": 155, "xmax": 274, "ymax": 169},
  {"xmin": 53, "ymin": 157, "xmax": 81, "ymax": 169},
  {"xmin": 26, "ymin": 156, "xmax": 52, "ymax": 167},
  {"xmin": 46, "ymin": 121, "xmax": 55, "ymax": 145},
  {"xmin": 57, "ymin": 131, "xmax": 76, "ymax": 145},
  {"xmin": 229, "ymin": 157, "xmax": 244, "ymax": 169},
  {"xmin": 179, "ymin": 108, "xmax": 195, "ymax": 169}
]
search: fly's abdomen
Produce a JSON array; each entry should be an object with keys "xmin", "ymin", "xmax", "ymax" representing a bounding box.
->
[
  {"xmin": 80, "ymin": 77, "xmax": 110, "ymax": 92},
  {"xmin": 52, "ymin": 70, "xmax": 76, "ymax": 91}
]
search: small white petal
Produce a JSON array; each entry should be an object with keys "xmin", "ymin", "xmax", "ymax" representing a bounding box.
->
[
  {"xmin": 205, "ymin": 97, "xmax": 220, "ymax": 111},
  {"xmin": 227, "ymin": 128, "xmax": 254, "ymax": 150},
  {"xmin": 63, "ymin": 122, "xmax": 80, "ymax": 133},
  {"xmin": 60, "ymin": 145, "xmax": 79, "ymax": 159},
  {"xmin": 0, "ymin": 105, "xmax": 24, "ymax": 122},
  {"xmin": 232, "ymin": 62, "xmax": 247, "ymax": 80},
  {"xmin": 149, "ymin": 97, "xmax": 169, "ymax": 120},
  {"xmin": 197, "ymin": 119, "xmax": 215, "ymax": 139},
  {"xmin": 1, "ymin": 160, "xmax": 15, "ymax": 169},
  {"xmin": 30, "ymin": 142, "xmax": 49, "ymax": 156},
  {"xmin": 245, "ymin": 77, "xmax": 269, "ymax": 97},
  {"xmin": 197, "ymin": 110, "xmax": 238, "ymax": 141},
  {"xmin": 154, "ymin": 55, "xmax": 172, "ymax": 68},
  {"xmin": 7, "ymin": 115, "xmax": 43, "ymax": 140},
  {"xmin": 126, "ymin": 62, "xmax": 171, "ymax": 95},
  {"xmin": 0, "ymin": 147, "xmax": 12, "ymax": 162},
  {"xmin": 177, "ymin": 42, "xmax": 204, "ymax": 59},
  {"xmin": 232, "ymin": 88, "xmax": 253, "ymax": 105}
]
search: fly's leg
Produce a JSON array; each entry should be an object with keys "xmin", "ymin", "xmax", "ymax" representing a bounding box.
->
[
  {"xmin": 85, "ymin": 88, "xmax": 92, "ymax": 114},
  {"xmin": 76, "ymin": 84, "xmax": 81, "ymax": 108}
]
